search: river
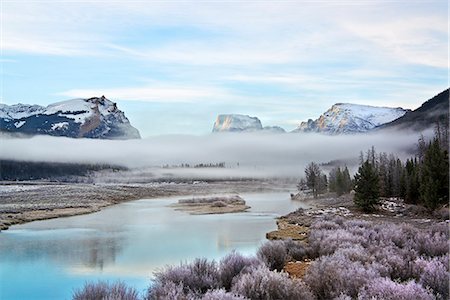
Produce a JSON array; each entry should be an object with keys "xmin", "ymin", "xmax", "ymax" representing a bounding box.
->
[{"xmin": 0, "ymin": 192, "xmax": 307, "ymax": 300}]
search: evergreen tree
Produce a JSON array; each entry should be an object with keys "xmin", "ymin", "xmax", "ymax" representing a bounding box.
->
[
  {"xmin": 419, "ymin": 138, "xmax": 449, "ymax": 209},
  {"xmin": 354, "ymin": 160, "xmax": 380, "ymax": 212},
  {"xmin": 305, "ymin": 162, "xmax": 325, "ymax": 198},
  {"xmin": 329, "ymin": 166, "xmax": 353, "ymax": 196},
  {"xmin": 342, "ymin": 166, "xmax": 353, "ymax": 193}
]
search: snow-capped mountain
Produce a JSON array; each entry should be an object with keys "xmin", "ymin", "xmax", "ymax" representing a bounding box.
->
[
  {"xmin": 212, "ymin": 114, "xmax": 286, "ymax": 133},
  {"xmin": 293, "ymin": 103, "xmax": 409, "ymax": 134},
  {"xmin": 0, "ymin": 96, "xmax": 141, "ymax": 139}
]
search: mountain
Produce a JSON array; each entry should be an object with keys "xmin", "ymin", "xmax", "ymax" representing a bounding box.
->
[
  {"xmin": 212, "ymin": 114, "xmax": 286, "ymax": 133},
  {"xmin": 293, "ymin": 103, "xmax": 409, "ymax": 134},
  {"xmin": 376, "ymin": 89, "xmax": 449, "ymax": 131},
  {"xmin": 0, "ymin": 96, "xmax": 140, "ymax": 139}
]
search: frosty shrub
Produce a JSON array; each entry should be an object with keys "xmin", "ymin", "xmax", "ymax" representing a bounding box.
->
[
  {"xmin": 202, "ymin": 289, "xmax": 247, "ymax": 300},
  {"xmin": 218, "ymin": 251, "xmax": 261, "ymax": 291},
  {"xmin": 231, "ymin": 266, "xmax": 315, "ymax": 300},
  {"xmin": 358, "ymin": 278, "xmax": 434, "ymax": 300},
  {"xmin": 73, "ymin": 281, "xmax": 139, "ymax": 300},
  {"xmin": 304, "ymin": 252, "xmax": 381, "ymax": 299},
  {"xmin": 148, "ymin": 258, "xmax": 220, "ymax": 298},
  {"xmin": 418, "ymin": 256, "xmax": 449, "ymax": 299},
  {"xmin": 414, "ymin": 230, "xmax": 449, "ymax": 257},
  {"xmin": 146, "ymin": 281, "xmax": 192, "ymax": 300},
  {"xmin": 373, "ymin": 246, "xmax": 418, "ymax": 280},
  {"xmin": 333, "ymin": 294, "xmax": 352, "ymax": 300},
  {"xmin": 283, "ymin": 239, "xmax": 308, "ymax": 261},
  {"xmin": 256, "ymin": 240, "xmax": 288, "ymax": 271}
]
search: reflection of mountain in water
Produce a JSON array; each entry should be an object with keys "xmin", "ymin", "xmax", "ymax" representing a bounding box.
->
[{"xmin": 0, "ymin": 229, "xmax": 124, "ymax": 271}]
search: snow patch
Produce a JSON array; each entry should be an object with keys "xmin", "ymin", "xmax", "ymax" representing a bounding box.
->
[
  {"xmin": 14, "ymin": 121, "xmax": 26, "ymax": 128},
  {"xmin": 51, "ymin": 122, "xmax": 69, "ymax": 130}
]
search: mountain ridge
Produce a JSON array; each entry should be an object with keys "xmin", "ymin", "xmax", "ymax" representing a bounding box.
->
[
  {"xmin": 0, "ymin": 96, "xmax": 140, "ymax": 139},
  {"xmin": 292, "ymin": 103, "xmax": 410, "ymax": 134}
]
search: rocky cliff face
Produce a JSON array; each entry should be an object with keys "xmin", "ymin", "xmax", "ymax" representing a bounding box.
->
[
  {"xmin": 212, "ymin": 114, "xmax": 286, "ymax": 133},
  {"xmin": 0, "ymin": 96, "xmax": 140, "ymax": 139},
  {"xmin": 212, "ymin": 114, "xmax": 263, "ymax": 132},
  {"xmin": 293, "ymin": 103, "xmax": 409, "ymax": 134}
]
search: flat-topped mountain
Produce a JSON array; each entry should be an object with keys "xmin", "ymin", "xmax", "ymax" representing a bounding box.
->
[{"xmin": 212, "ymin": 114, "xmax": 286, "ymax": 133}]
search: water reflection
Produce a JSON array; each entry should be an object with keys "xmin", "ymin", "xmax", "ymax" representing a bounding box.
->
[
  {"xmin": 0, "ymin": 229, "xmax": 122, "ymax": 270},
  {"xmin": 0, "ymin": 192, "xmax": 307, "ymax": 300}
]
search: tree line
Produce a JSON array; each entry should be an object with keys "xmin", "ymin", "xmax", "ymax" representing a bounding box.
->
[{"xmin": 300, "ymin": 123, "xmax": 449, "ymax": 212}]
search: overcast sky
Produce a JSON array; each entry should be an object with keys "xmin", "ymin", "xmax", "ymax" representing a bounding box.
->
[{"xmin": 1, "ymin": 0, "xmax": 448, "ymax": 137}]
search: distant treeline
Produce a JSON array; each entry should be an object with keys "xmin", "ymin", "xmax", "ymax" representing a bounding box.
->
[
  {"xmin": 0, "ymin": 160, "xmax": 127, "ymax": 181},
  {"xmin": 162, "ymin": 162, "xmax": 226, "ymax": 168}
]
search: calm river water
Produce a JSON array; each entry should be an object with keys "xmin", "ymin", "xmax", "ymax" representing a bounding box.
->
[{"xmin": 0, "ymin": 192, "xmax": 307, "ymax": 299}]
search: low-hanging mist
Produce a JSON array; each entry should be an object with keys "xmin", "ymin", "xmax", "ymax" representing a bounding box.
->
[{"xmin": 0, "ymin": 129, "xmax": 431, "ymax": 179}]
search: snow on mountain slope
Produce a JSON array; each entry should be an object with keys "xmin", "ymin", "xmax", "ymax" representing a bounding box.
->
[
  {"xmin": 293, "ymin": 103, "xmax": 409, "ymax": 134},
  {"xmin": 0, "ymin": 96, "xmax": 140, "ymax": 139}
]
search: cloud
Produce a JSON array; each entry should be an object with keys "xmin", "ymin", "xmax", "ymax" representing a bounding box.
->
[{"xmin": 57, "ymin": 85, "xmax": 231, "ymax": 103}]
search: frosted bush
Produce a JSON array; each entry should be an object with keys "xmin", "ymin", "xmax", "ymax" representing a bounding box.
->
[
  {"xmin": 309, "ymin": 228, "xmax": 365, "ymax": 257},
  {"xmin": 231, "ymin": 266, "xmax": 315, "ymax": 300},
  {"xmin": 256, "ymin": 241, "xmax": 288, "ymax": 271},
  {"xmin": 146, "ymin": 281, "xmax": 192, "ymax": 300},
  {"xmin": 333, "ymin": 294, "xmax": 352, "ymax": 300},
  {"xmin": 415, "ymin": 231, "xmax": 449, "ymax": 257},
  {"xmin": 304, "ymin": 252, "xmax": 381, "ymax": 299},
  {"xmin": 373, "ymin": 246, "xmax": 418, "ymax": 280},
  {"xmin": 218, "ymin": 251, "xmax": 261, "ymax": 290},
  {"xmin": 149, "ymin": 258, "xmax": 220, "ymax": 297},
  {"xmin": 202, "ymin": 289, "xmax": 247, "ymax": 300},
  {"xmin": 283, "ymin": 239, "xmax": 308, "ymax": 261},
  {"xmin": 358, "ymin": 278, "xmax": 434, "ymax": 300},
  {"xmin": 73, "ymin": 281, "xmax": 139, "ymax": 300},
  {"xmin": 418, "ymin": 256, "xmax": 449, "ymax": 299}
]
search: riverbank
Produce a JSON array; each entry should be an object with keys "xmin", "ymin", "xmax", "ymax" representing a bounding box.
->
[
  {"xmin": 266, "ymin": 193, "xmax": 449, "ymax": 279},
  {"xmin": 0, "ymin": 180, "xmax": 293, "ymax": 231}
]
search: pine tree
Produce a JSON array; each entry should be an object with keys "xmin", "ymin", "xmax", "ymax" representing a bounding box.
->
[
  {"xmin": 305, "ymin": 162, "xmax": 325, "ymax": 198},
  {"xmin": 354, "ymin": 160, "xmax": 380, "ymax": 212},
  {"xmin": 419, "ymin": 138, "xmax": 449, "ymax": 209},
  {"xmin": 342, "ymin": 166, "xmax": 353, "ymax": 193}
]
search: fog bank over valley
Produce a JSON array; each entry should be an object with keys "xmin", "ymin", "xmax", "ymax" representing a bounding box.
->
[{"xmin": 0, "ymin": 129, "xmax": 431, "ymax": 179}]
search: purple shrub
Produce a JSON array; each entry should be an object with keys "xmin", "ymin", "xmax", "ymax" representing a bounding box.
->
[
  {"xmin": 358, "ymin": 278, "xmax": 434, "ymax": 300},
  {"xmin": 333, "ymin": 294, "xmax": 352, "ymax": 300},
  {"xmin": 256, "ymin": 241, "xmax": 288, "ymax": 271},
  {"xmin": 414, "ymin": 230, "xmax": 449, "ymax": 257},
  {"xmin": 231, "ymin": 266, "xmax": 315, "ymax": 300},
  {"xmin": 218, "ymin": 251, "xmax": 261, "ymax": 291},
  {"xmin": 146, "ymin": 282, "xmax": 192, "ymax": 300},
  {"xmin": 308, "ymin": 228, "xmax": 365, "ymax": 257},
  {"xmin": 304, "ymin": 252, "xmax": 381, "ymax": 299},
  {"xmin": 418, "ymin": 256, "xmax": 449, "ymax": 299},
  {"xmin": 202, "ymin": 289, "xmax": 248, "ymax": 300},
  {"xmin": 73, "ymin": 281, "xmax": 139, "ymax": 300},
  {"xmin": 148, "ymin": 258, "xmax": 220, "ymax": 298},
  {"xmin": 283, "ymin": 239, "xmax": 308, "ymax": 261},
  {"xmin": 373, "ymin": 246, "xmax": 419, "ymax": 280}
]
